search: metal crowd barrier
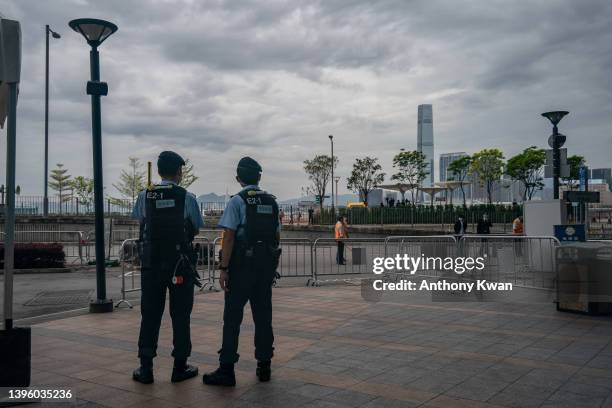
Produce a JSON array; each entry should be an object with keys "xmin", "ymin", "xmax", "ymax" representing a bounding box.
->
[
  {"xmin": 382, "ymin": 235, "xmax": 459, "ymax": 280},
  {"xmin": 311, "ymin": 238, "xmax": 387, "ymax": 285},
  {"xmin": 115, "ymin": 236, "xmax": 220, "ymax": 308},
  {"xmin": 458, "ymin": 235, "xmax": 560, "ymax": 290},
  {"xmin": 1, "ymin": 230, "xmax": 87, "ymax": 265},
  {"xmin": 115, "ymin": 234, "xmax": 566, "ymax": 306},
  {"xmin": 115, "ymin": 238, "xmax": 140, "ymax": 308}
]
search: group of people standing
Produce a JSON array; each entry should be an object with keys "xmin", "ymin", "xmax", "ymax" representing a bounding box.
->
[
  {"xmin": 453, "ymin": 214, "xmax": 524, "ymax": 236},
  {"xmin": 131, "ymin": 152, "xmax": 280, "ymax": 387}
]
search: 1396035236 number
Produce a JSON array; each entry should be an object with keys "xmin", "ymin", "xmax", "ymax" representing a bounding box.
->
[{"xmin": 7, "ymin": 388, "xmax": 73, "ymax": 401}]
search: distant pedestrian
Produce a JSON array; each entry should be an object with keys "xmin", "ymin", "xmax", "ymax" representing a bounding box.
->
[
  {"xmin": 512, "ymin": 216, "xmax": 524, "ymax": 235},
  {"xmin": 453, "ymin": 215, "xmax": 467, "ymax": 236},
  {"xmin": 279, "ymin": 208, "xmax": 285, "ymax": 224},
  {"xmin": 477, "ymin": 214, "xmax": 492, "ymax": 234},
  {"xmin": 308, "ymin": 208, "xmax": 314, "ymax": 224},
  {"xmin": 512, "ymin": 216, "xmax": 524, "ymax": 256},
  {"xmin": 334, "ymin": 216, "xmax": 347, "ymax": 265}
]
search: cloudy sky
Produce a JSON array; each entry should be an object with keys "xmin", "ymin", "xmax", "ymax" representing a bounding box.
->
[{"xmin": 1, "ymin": 0, "xmax": 611, "ymax": 200}]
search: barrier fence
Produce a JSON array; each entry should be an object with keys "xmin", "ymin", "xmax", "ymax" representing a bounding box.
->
[
  {"xmin": 78, "ymin": 232, "xmax": 579, "ymax": 307},
  {"xmin": 460, "ymin": 235, "xmax": 559, "ymax": 290}
]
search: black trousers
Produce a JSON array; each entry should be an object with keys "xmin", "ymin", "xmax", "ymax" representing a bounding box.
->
[
  {"xmin": 219, "ymin": 253, "xmax": 274, "ymax": 364},
  {"xmin": 336, "ymin": 241, "xmax": 345, "ymax": 264},
  {"xmin": 138, "ymin": 266, "xmax": 194, "ymax": 361}
]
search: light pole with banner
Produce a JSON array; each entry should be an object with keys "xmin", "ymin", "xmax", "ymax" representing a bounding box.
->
[
  {"xmin": 43, "ymin": 25, "xmax": 61, "ymax": 216},
  {"xmin": 69, "ymin": 18, "xmax": 118, "ymax": 313},
  {"xmin": 0, "ymin": 15, "xmax": 31, "ymax": 387},
  {"xmin": 541, "ymin": 111, "xmax": 569, "ymax": 200}
]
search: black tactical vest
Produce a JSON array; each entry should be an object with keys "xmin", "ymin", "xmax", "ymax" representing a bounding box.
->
[
  {"xmin": 238, "ymin": 188, "xmax": 279, "ymax": 246},
  {"xmin": 142, "ymin": 183, "xmax": 190, "ymax": 267}
]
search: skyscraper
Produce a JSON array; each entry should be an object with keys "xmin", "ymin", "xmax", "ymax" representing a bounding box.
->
[{"xmin": 417, "ymin": 104, "xmax": 434, "ymax": 187}]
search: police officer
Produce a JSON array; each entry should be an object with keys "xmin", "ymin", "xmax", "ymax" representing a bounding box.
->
[
  {"xmin": 132, "ymin": 151, "xmax": 204, "ymax": 384},
  {"xmin": 203, "ymin": 157, "xmax": 280, "ymax": 386}
]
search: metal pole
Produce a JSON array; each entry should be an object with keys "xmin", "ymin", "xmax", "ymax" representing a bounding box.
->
[
  {"xmin": 88, "ymin": 46, "xmax": 112, "ymax": 312},
  {"xmin": 3, "ymin": 82, "xmax": 18, "ymax": 330},
  {"xmin": 552, "ymin": 124, "xmax": 560, "ymax": 200},
  {"xmin": 330, "ymin": 136, "xmax": 334, "ymax": 216},
  {"xmin": 44, "ymin": 25, "xmax": 50, "ymax": 216}
]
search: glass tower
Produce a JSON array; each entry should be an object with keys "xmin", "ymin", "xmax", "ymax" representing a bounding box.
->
[{"xmin": 417, "ymin": 104, "xmax": 434, "ymax": 187}]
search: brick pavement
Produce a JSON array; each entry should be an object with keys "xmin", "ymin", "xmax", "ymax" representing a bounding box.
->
[{"xmin": 20, "ymin": 285, "xmax": 612, "ymax": 407}]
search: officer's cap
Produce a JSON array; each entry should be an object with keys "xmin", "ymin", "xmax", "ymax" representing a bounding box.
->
[
  {"xmin": 158, "ymin": 151, "xmax": 185, "ymax": 175},
  {"xmin": 237, "ymin": 156, "xmax": 262, "ymax": 183}
]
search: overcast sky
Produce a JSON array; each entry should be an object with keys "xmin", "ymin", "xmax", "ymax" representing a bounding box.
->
[{"xmin": 1, "ymin": 0, "xmax": 611, "ymax": 200}]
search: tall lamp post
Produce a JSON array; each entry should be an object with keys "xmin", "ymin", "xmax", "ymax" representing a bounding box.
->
[
  {"xmin": 43, "ymin": 25, "xmax": 61, "ymax": 216},
  {"xmin": 328, "ymin": 135, "xmax": 334, "ymax": 215},
  {"xmin": 334, "ymin": 176, "xmax": 340, "ymax": 208},
  {"xmin": 541, "ymin": 111, "xmax": 569, "ymax": 200},
  {"xmin": 69, "ymin": 18, "xmax": 117, "ymax": 313}
]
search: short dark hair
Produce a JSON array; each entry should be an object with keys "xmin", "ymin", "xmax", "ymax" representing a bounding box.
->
[
  {"xmin": 157, "ymin": 151, "xmax": 185, "ymax": 178},
  {"xmin": 337, "ymin": 216, "xmax": 343, "ymax": 221},
  {"xmin": 237, "ymin": 156, "xmax": 262, "ymax": 185}
]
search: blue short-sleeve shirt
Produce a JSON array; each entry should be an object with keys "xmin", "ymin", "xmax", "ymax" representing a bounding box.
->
[{"xmin": 131, "ymin": 180, "xmax": 204, "ymax": 230}]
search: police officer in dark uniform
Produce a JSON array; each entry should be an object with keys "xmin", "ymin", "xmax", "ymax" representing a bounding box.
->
[
  {"xmin": 132, "ymin": 151, "xmax": 204, "ymax": 384},
  {"xmin": 203, "ymin": 157, "xmax": 280, "ymax": 386}
]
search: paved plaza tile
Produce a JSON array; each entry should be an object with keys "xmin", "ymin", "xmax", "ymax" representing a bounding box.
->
[{"xmin": 20, "ymin": 285, "xmax": 612, "ymax": 407}]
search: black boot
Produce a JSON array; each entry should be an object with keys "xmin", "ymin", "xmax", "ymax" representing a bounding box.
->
[
  {"xmin": 171, "ymin": 359, "xmax": 199, "ymax": 383},
  {"xmin": 256, "ymin": 361, "xmax": 271, "ymax": 382},
  {"xmin": 133, "ymin": 358, "xmax": 154, "ymax": 384},
  {"xmin": 202, "ymin": 363, "xmax": 236, "ymax": 386}
]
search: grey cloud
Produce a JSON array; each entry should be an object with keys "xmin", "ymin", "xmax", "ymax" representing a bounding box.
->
[{"xmin": 1, "ymin": 0, "xmax": 612, "ymax": 199}]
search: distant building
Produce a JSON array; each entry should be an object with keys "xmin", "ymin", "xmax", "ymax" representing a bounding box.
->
[
  {"xmin": 440, "ymin": 152, "xmax": 470, "ymax": 202},
  {"xmin": 590, "ymin": 168, "xmax": 612, "ymax": 190},
  {"xmin": 417, "ymin": 104, "xmax": 434, "ymax": 187},
  {"xmin": 440, "ymin": 152, "xmax": 468, "ymax": 182}
]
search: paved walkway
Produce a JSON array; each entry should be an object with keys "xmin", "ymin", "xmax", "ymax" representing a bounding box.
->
[{"xmin": 23, "ymin": 285, "xmax": 612, "ymax": 407}]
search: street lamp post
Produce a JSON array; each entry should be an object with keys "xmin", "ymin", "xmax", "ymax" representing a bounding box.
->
[
  {"xmin": 328, "ymin": 135, "xmax": 334, "ymax": 215},
  {"xmin": 44, "ymin": 25, "xmax": 61, "ymax": 216},
  {"xmin": 541, "ymin": 111, "xmax": 569, "ymax": 200},
  {"xmin": 69, "ymin": 18, "xmax": 117, "ymax": 313},
  {"xmin": 334, "ymin": 176, "xmax": 340, "ymax": 208}
]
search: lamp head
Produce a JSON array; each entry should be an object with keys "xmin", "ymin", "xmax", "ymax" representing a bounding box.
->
[
  {"xmin": 69, "ymin": 18, "xmax": 117, "ymax": 47},
  {"xmin": 328, "ymin": 134, "xmax": 333, "ymax": 140},
  {"xmin": 52, "ymin": 31, "xmax": 61, "ymax": 39},
  {"xmin": 541, "ymin": 111, "xmax": 569, "ymax": 126}
]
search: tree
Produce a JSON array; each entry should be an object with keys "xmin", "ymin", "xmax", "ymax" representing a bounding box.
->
[
  {"xmin": 562, "ymin": 155, "xmax": 586, "ymax": 190},
  {"xmin": 447, "ymin": 156, "xmax": 472, "ymax": 207},
  {"xmin": 179, "ymin": 158, "xmax": 198, "ymax": 189},
  {"xmin": 112, "ymin": 157, "xmax": 146, "ymax": 209},
  {"xmin": 303, "ymin": 154, "xmax": 338, "ymax": 213},
  {"xmin": 470, "ymin": 149, "xmax": 505, "ymax": 205},
  {"xmin": 49, "ymin": 163, "xmax": 72, "ymax": 213},
  {"xmin": 71, "ymin": 176, "xmax": 94, "ymax": 207},
  {"xmin": 391, "ymin": 150, "xmax": 428, "ymax": 203},
  {"xmin": 506, "ymin": 146, "xmax": 546, "ymax": 201},
  {"xmin": 346, "ymin": 157, "xmax": 385, "ymax": 205}
]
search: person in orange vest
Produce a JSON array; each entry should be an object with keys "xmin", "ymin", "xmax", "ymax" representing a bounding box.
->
[
  {"xmin": 335, "ymin": 215, "xmax": 347, "ymax": 265},
  {"xmin": 512, "ymin": 216, "xmax": 524, "ymax": 235},
  {"xmin": 512, "ymin": 216, "xmax": 524, "ymax": 256}
]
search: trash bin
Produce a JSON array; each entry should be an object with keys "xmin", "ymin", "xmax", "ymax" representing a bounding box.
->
[
  {"xmin": 557, "ymin": 242, "xmax": 612, "ymax": 314},
  {"xmin": 352, "ymin": 247, "xmax": 366, "ymax": 265}
]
